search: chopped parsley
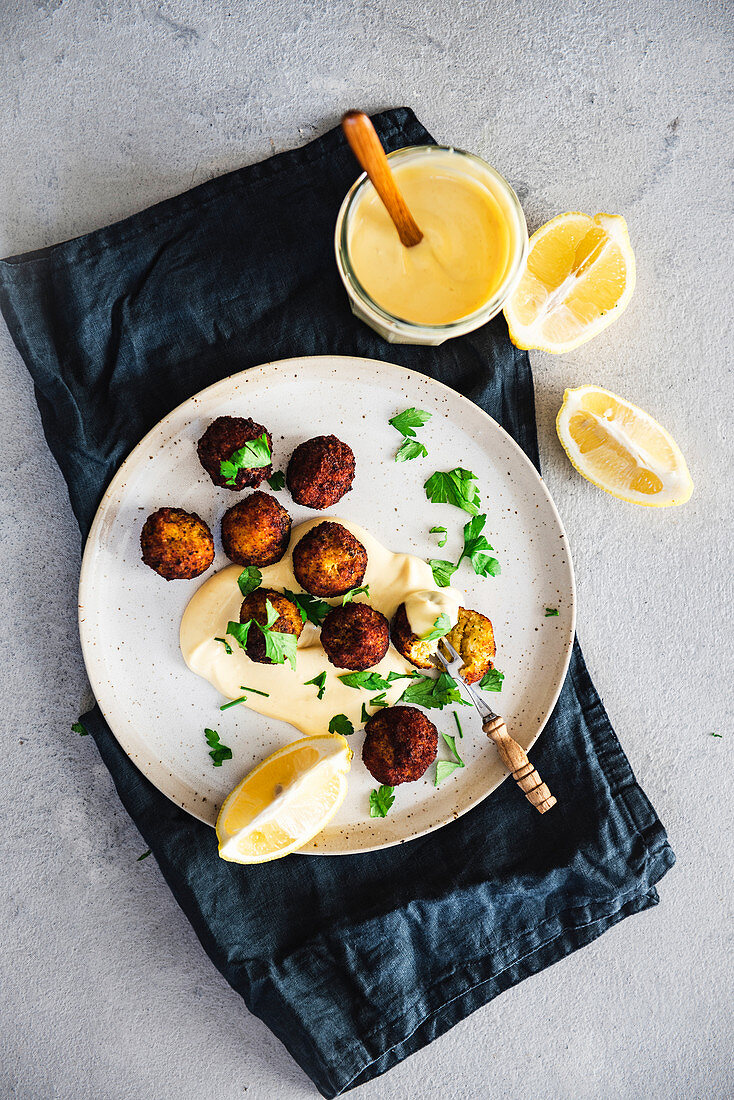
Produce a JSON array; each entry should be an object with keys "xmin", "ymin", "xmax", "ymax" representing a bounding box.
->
[
  {"xmin": 428, "ymin": 558, "xmax": 458, "ymax": 588},
  {"xmin": 267, "ymin": 470, "xmax": 286, "ymax": 491},
  {"xmin": 399, "ymin": 672, "xmax": 471, "ymax": 710},
  {"xmin": 369, "ymin": 785, "xmax": 395, "ymax": 817},
  {"xmin": 136, "ymin": 849, "xmax": 152, "ymax": 862},
  {"xmin": 72, "ymin": 721, "xmax": 89, "ymax": 736},
  {"xmin": 220, "ymin": 433, "xmax": 271, "ymax": 486},
  {"xmin": 283, "ymin": 589, "xmax": 331, "ymax": 626},
  {"xmin": 442, "ymin": 732, "xmax": 464, "ymax": 765},
  {"xmin": 430, "ymin": 525, "xmax": 448, "ymax": 548},
  {"xmin": 369, "ymin": 692, "xmax": 388, "ymax": 708},
  {"xmin": 419, "ymin": 612, "xmax": 452, "ymax": 643},
  {"xmin": 457, "ymin": 514, "xmax": 500, "ymax": 578},
  {"xmin": 304, "ymin": 671, "xmax": 327, "ymax": 700},
  {"xmin": 226, "ymin": 620, "xmax": 252, "ymax": 651},
  {"xmin": 709, "ymin": 732, "xmax": 723, "ymax": 738},
  {"xmin": 479, "ymin": 668, "xmax": 504, "ymax": 692},
  {"xmin": 338, "ymin": 671, "xmax": 392, "ymax": 691},
  {"xmin": 545, "ymin": 607, "xmax": 559, "ymax": 617},
  {"xmin": 329, "ymin": 714, "xmax": 354, "ymax": 737},
  {"xmin": 361, "ymin": 702, "xmax": 371, "ymax": 725},
  {"xmin": 396, "ymin": 438, "xmax": 428, "ymax": 463},
  {"xmin": 389, "ymin": 407, "xmax": 432, "ymax": 436},
  {"xmin": 453, "ymin": 711, "xmax": 464, "ymax": 739},
  {"xmin": 204, "ymin": 728, "xmax": 232, "ymax": 766},
  {"xmin": 342, "ymin": 585, "xmax": 370, "ymax": 605},
  {"xmin": 435, "ymin": 760, "xmax": 463, "ymax": 785},
  {"xmin": 237, "ymin": 566, "xmax": 262, "ymax": 597},
  {"xmin": 386, "ymin": 670, "xmax": 421, "ymax": 683},
  {"xmin": 424, "ymin": 468, "xmax": 481, "ymax": 515},
  {"xmin": 214, "ymin": 636, "xmax": 233, "ymax": 654},
  {"xmin": 227, "ymin": 599, "xmax": 297, "ymax": 671}
]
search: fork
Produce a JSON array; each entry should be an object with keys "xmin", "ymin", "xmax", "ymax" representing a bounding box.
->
[{"xmin": 435, "ymin": 639, "xmax": 557, "ymax": 814}]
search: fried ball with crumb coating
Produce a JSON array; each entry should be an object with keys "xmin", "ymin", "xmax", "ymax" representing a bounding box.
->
[
  {"xmin": 362, "ymin": 706, "xmax": 438, "ymax": 785},
  {"xmin": 140, "ymin": 507, "xmax": 214, "ymax": 581},
  {"xmin": 390, "ymin": 602, "xmax": 436, "ymax": 670},
  {"xmin": 445, "ymin": 607, "xmax": 496, "ymax": 684},
  {"xmin": 292, "ymin": 521, "xmax": 367, "ymax": 597},
  {"xmin": 197, "ymin": 415, "xmax": 273, "ymax": 491},
  {"xmin": 286, "ymin": 434, "xmax": 355, "ymax": 509},
  {"xmin": 320, "ymin": 603, "xmax": 389, "ymax": 671},
  {"xmin": 238, "ymin": 588, "xmax": 303, "ymax": 664},
  {"xmin": 221, "ymin": 491, "xmax": 291, "ymax": 567}
]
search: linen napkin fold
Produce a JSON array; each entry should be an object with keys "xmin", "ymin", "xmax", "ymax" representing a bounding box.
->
[{"xmin": 0, "ymin": 108, "xmax": 674, "ymax": 1097}]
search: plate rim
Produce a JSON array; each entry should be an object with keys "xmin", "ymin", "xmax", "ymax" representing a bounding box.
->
[{"xmin": 78, "ymin": 354, "xmax": 576, "ymax": 852}]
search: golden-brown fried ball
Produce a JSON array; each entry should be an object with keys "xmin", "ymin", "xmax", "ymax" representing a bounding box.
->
[
  {"xmin": 320, "ymin": 603, "xmax": 389, "ymax": 671},
  {"xmin": 197, "ymin": 415, "xmax": 273, "ymax": 491},
  {"xmin": 286, "ymin": 434, "xmax": 355, "ymax": 509},
  {"xmin": 390, "ymin": 602, "xmax": 436, "ymax": 670},
  {"xmin": 221, "ymin": 492, "xmax": 291, "ymax": 567},
  {"xmin": 445, "ymin": 607, "xmax": 496, "ymax": 684},
  {"xmin": 140, "ymin": 507, "xmax": 214, "ymax": 581},
  {"xmin": 238, "ymin": 588, "xmax": 303, "ymax": 665},
  {"xmin": 291, "ymin": 521, "xmax": 367, "ymax": 597},
  {"xmin": 362, "ymin": 706, "xmax": 438, "ymax": 785}
]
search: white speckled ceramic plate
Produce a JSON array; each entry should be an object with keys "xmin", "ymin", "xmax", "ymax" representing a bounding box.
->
[{"xmin": 78, "ymin": 356, "xmax": 575, "ymax": 854}]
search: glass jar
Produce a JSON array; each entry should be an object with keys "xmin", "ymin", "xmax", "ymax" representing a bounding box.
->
[{"xmin": 335, "ymin": 145, "xmax": 528, "ymax": 346}]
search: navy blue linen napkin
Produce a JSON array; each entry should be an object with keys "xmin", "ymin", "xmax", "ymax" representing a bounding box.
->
[{"xmin": 0, "ymin": 108, "xmax": 674, "ymax": 1097}]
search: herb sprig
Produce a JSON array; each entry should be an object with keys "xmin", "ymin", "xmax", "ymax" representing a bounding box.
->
[
  {"xmin": 389, "ymin": 408, "xmax": 432, "ymax": 463},
  {"xmin": 227, "ymin": 599, "xmax": 298, "ymax": 671},
  {"xmin": 267, "ymin": 470, "xmax": 285, "ymax": 491},
  {"xmin": 479, "ymin": 668, "xmax": 504, "ymax": 692},
  {"xmin": 424, "ymin": 468, "xmax": 481, "ymax": 515},
  {"xmin": 204, "ymin": 728, "xmax": 232, "ymax": 766},
  {"xmin": 419, "ymin": 613, "xmax": 452, "ymax": 643},
  {"xmin": 283, "ymin": 589, "xmax": 331, "ymax": 626},
  {"xmin": 399, "ymin": 672, "xmax": 471, "ymax": 710},
  {"xmin": 369, "ymin": 785, "xmax": 395, "ymax": 817},
  {"xmin": 304, "ymin": 671, "xmax": 327, "ymax": 700},
  {"xmin": 342, "ymin": 585, "xmax": 370, "ymax": 605},
  {"xmin": 220, "ymin": 433, "xmax": 271, "ymax": 486},
  {"xmin": 329, "ymin": 714, "xmax": 354, "ymax": 736},
  {"xmin": 238, "ymin": 566, "xmax": 262, "ymax": 597}
]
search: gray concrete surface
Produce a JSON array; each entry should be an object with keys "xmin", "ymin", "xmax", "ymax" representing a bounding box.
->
[{"xmin": 1, "ymin": 1, "xmax": 732, "ymax": 1097}]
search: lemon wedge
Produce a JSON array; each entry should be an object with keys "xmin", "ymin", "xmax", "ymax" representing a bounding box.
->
[
  {"xmin": 216, "ymin": 734, "xmax": 352, "ymax": 864},
  {"xmin": 504, "ymin": 212, "xmax": 636, "ymax": 352},
  {"xmin": 556, "ymin": 385, "xmax": 693, "ymax": 506}
]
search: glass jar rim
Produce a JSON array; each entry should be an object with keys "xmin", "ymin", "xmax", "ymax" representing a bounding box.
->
[{"xmin": 335, "ymin": 145, "xmax": 528, "ymax": 335}]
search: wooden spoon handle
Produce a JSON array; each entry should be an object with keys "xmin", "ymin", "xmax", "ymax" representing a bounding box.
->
[
  {"xmin": 341, "ymin": 110, "xmax": 423, "ymax": 248},
  {"xmin": 483, "ymin": 715, "xmax": 557, "ymax": 814}
]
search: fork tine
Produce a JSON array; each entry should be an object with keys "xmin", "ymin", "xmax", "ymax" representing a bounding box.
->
[
  {"xmin": 440, "ymin": 637, "xmax": 462, "ymax": 663},
  {"xmin": 433, "ymin": 646, "xmax": 491, "ymax": 719}
]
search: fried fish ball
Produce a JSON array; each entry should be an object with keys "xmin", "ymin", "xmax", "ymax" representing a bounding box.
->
[
  {"xmin": 320, "ymin": 603, "xmax": 389, "ymax": 671},
  {"xmin": 197, "ymin": 415, "xmax": 273, "ymax": 491},
  {"xmin": 362, "ymin": 706, "xmax": 438, "ymax": 785},
  {"xmin": 140, "ymin": 507, "xmax": 214, "ymax": 581},
  {"xmin": 221, "ymin": 491, "xmax": 291, "ymax": 567},
  {"xmin": 238, "ymin": 588, "xmax": 303, "ymax": 665},
  {"xmin": 445, "ymin": 606, "xmax": 496, "ymax": 684},
  {"xmin": 286, "ymin": 434, "xmax": 356, "ymax": 509},
  {"xmin": 291, "ymin": 521, "xmax": 367, "ymax": 597},
  {"xmin": 389, "ymin": 602, "xmax": 436, "ymax": 670}
]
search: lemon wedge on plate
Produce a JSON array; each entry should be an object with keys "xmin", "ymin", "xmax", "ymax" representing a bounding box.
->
[
  {"xmin": 504, "ymin": 212, "xmax": 636, "ymax": 352},
  {"xmin": 556, "ymin": 385, "xmax": 693, "ymax": 506},
  {"xmin": 216, "ymin": 734, "xmax": 352, "ymax": 864}
]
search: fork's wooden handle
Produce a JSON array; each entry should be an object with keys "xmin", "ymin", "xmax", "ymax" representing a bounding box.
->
[{"xmin": 483, "ymin": 715, "xmax": 557, "ymax": 814}]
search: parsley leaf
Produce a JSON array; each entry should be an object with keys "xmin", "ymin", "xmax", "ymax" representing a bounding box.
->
[
  {"xmin": 396, "ymin": 438, "xmax": 428, "ymax": 463},
  {"xmin": 214, "ymin": 636, "xmax": 232, "ymax": 654},
  {"xmin": 219, "ymin": 433, "xmax": 272, "ymax": 486},
  {"xmin": 435, "ymin": 760, "xmax": 463, "ymax": 786},
  {"xmin": 420, "ymin": 612, "xmax": 452, "ymax": 643},
  {"xmin": 329, "ymin": 714, "xmax": 354, "ymax": 736},
  {"xmin": 226, "ymin": 620, "xmax": 252, "ymax": 651},
  {"xmin": 453, "ymin": 711, "xmax": 464, "ymax": 738},
  {"xmin": 267, "ymin": 470, "xmax": 285, "ymax": 491},
  {"xmin": 545, "ymin": 607, "xmax": 559, "ymax": 617},
  {"xmin": 428, "ymin": 558, "xmax": 458, "ymax": 588},
  {"xmin": 424, "ymin": 468, "xmax": 481, "ymax": 515},
  {"xmin": 479, "ymin": 668, "xmax": 504, "ymax": 692},
  {"xmin": 710, "ymin": 732, "xmax": 723, "ymax": 738},
  {"xmin": 369, "ymin": 785, "xmax": 395, "ymax": 817},
  {"xmin": 441, "ymin": 732, "xmax": 465, "ymax": 766},
  {"xmin": 430, "ymin": 525, "xmax": 448, "ymax": 548},
  {"xmin": 338, "ymin": 671, "xmax": 391, "ymax": 691},
  {"xmin": 136, "ymin": 849, "xmax": 152, "ymax": 861},
  {"xmin": 204, "ymin": 728, "xmax": 232, "ymax": 766},
  {"xmin": 369, "ymin": 692, "xmax": 388, "ymax": 708},
  {"xmin": 304, "ymin": 671, "xmax": 327, "ymax": 700},
  {"xmin": 389, "ymin": 408, "xmax": 432, "ymax": 438},
  {"xmin": 237, "ymin": 566, "xmax": 262, "ymax": 597},
  {"xmin": 458, "ymin": 514, "xmax": 500, "ymax": 578},
  {"xmin": 260, "ymin": 621, "xmax": 298, "ymax": 673},
  {"xmin": 361, "ymin": 702, "xmax": 371, "ymax": 725},
  {"xmin": 72, "ymin": 721, "xmax": 89, "ymax": 736},
  {"xmin": 283, "ymin": 589, "xmax": 331, "ymax": 626},
  {"xmin": 399, "ymin": 672, "xmax": 471, "ymax": 710},
  {"xmin": 386, "ymin": 670, "xmax": 422, "ymax": 683},
  {"xmin": 342, "ymin": 585, "xmax": 370, "ymax": 605}
]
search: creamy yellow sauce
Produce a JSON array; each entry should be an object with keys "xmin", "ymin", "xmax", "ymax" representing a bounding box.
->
[
  {"xmin": 180, "ymin": 518, "xmax": 462, "ymax": 736},
  {"xmin": 347, "ymin": 152, "xmax": 512, "ymax": 325}
]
